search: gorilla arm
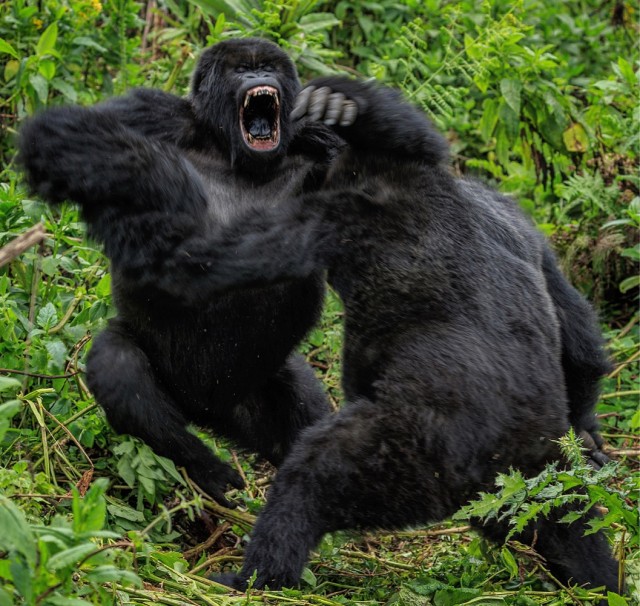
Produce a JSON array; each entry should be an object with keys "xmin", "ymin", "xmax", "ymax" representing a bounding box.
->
[
  {"xmin": 125, "ymin": 192, "xmax": 353, "ymax": 304},
  {"xmin": 18, "ymin": 105, "xmax": 207, "ymax": 216}
]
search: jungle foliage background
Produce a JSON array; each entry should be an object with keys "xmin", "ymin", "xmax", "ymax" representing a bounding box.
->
[{"xmin": 0, "ymin": 1, "xmax": 638, "ymax": 605}]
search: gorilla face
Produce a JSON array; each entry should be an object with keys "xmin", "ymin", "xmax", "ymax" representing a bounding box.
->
[{"xmin": 191, "ymin": 38, "xmax": 301, "ymax": 170}]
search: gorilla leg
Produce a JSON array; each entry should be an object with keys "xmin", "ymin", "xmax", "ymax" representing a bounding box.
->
[
  {"xmin": 87, "ymin": 320, "xmax": 243, "ymax": 506},
  {"xmin": 215, "ymin": 399, "xmax": 470, "ymax": 590},
  {"xmin": 218, "ymin": 353, "xmax": 331, "ymax": 466},
  {"xmin": 542, "ymin": 248, "xmax": 612, "ymax": 466}
]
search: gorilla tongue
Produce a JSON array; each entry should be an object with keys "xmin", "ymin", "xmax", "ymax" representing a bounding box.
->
[{"xmin": 241, "ymin": 85, "xmax": 280, "ymax": 151}]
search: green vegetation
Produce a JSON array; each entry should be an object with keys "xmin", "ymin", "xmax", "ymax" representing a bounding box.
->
[{"xmin": 0, "ymin": 1, "xmax": 638, "ymax": 604}]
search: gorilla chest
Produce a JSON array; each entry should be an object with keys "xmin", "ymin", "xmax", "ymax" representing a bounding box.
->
[{"xmin": 192, "ymin": 156, "xmax": 312, "ymax": 226}]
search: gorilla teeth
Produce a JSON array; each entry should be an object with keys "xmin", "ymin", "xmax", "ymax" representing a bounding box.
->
[{"xmin": 240, "ymin": 85, "xmax": 281, "ymax": 150}]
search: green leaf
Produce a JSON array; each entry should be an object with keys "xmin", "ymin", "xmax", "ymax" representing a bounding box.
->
[
  {"xmin": 0, "ymin": 38, "xmax": 19, "ymax": 58},
  {"xmin": 500, "ymin": 78, "xmax": 522, "ymax": 115},
  {"xmin": 607, "ymin": 592, "xmax": 628, "ymax": 606},
  {"xmin": 72, "ymin": 36, "xmax": 108, "ymax": 53},
  {"xmin": 0, "ymin": 587, "xmax": 14, "ymax": 606},
  {"xmin": 4, "ymin": 59, "xmax": 19, "ymax": 82},
  {"xmin": 0, "ymin": 498, "xmax": 37, "ymax": 565},
  {"xmin": 95, "ymin": 273, "xmax": 111, "ymax": 298},
  {"xmin": 498, "ymin": 100, "xmax": 519, "ymax": 142},
  {"xmin": 36, "ymin": 22, "xmax": 58, "ymax": 56},
  {"xmin": 300, "ymin": 566, "xmax": 317, "ymax": 587},
  {"xmin": 46, "ymin": 597, "xmax": 94, "ymax": 606},
  {"xmin": 563, "ymin": 122, "xmax": 589, "ymax": 153},
  {"xmin": 37, "ymin": 302, "xmax": 58, "ymax": 330},
  {"xmin": 434, "ymin": 587, "xmax": 482, "ymax": 606},
  {"xmin": 38, "ymin": 58, "xmax": 56, "ymax": 81},
  {"xmin": 479, "ymin": 98, "xmax": 500, "ymax": 141},
  {"xmin": 0, "ymin": 377, "xmax": 21, "ymax": 393},
  {"xmin": 29, "ymin": 73, "xmax": 49, "ymax": 103},
  {"xmin": 619, "ymin": 275, "xmax": 640, "ymax": 294},
  {"xmin": 500, "ymin": 547, "xmax": 518, "ymax": 578},
  {"xmin": 46, "ymin": 543, "xmax": 98, "ymax": 571},
  {"xmin": 0, "ymin": 400, "xmax": 21, "ymax": 442},
  {"xmin": 51, "ymin": 78, "xmax": 78, "ymax": 102},
  {"xmin": 85, "ymin": 565, "xmax": 142, "ymax": 586}
]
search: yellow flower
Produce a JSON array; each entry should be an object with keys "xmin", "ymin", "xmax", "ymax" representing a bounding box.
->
[
  {"xmin": 33, "ymin": 17, "xmax": 44, "ymax": 29},
  {"xmin": 91, "ymin": 0, "xmax": 102, "ymax": 11}
]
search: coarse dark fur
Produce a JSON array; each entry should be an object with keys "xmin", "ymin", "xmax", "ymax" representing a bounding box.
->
[
  {"xmin": 18, "ymin": 39, "xmax": 344, "ymax": 506},
  {"xmin": 135, "ymin": 77, "xmax": 618, "ymax": 594}
]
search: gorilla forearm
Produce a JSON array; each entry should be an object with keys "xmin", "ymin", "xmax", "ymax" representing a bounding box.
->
[
  {"xmin": 123, "ymin": 199, "xmax": 337, "ymax": 303},
  {"xmin": 18, "ymin": 106, "xmax": 207, "ymax": 215}
]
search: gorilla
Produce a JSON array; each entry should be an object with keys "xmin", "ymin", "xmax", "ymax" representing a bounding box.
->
[
  {"xmin": 122, "ymin": 77, "xmax": 617, "ymax": 594},
  {"xmin": 18, "ymin": 38, "xmax": 344, "ymax": 506}
]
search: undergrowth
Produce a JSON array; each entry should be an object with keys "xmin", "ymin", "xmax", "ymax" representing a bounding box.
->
[{"xmin": 0, "ymin": 1, "xmax": 638, "ymax": 605}]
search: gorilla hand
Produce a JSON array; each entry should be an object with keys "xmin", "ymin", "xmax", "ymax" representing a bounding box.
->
[{"xmin": 291, "ymin": 85, "xmax": 358, "ymax": 126}]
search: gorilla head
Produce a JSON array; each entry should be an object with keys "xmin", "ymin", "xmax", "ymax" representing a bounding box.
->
[{"xmin": 190, "ymin": 38, "xmax": 301, "ymax": 170}]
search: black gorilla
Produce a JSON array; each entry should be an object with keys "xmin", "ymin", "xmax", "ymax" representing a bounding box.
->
[
  {"xmin": 18, "ymin": 38, "xmax": 344, "ymax": 506},
  {"xmin": 126, "ymin": 77, "xmax": 617, "ymax": 593}
]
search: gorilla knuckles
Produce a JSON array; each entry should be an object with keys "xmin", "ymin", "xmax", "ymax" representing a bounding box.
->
[{"xmin": 17, "ymin": 39, "xmax": 340, "ymax": 508}]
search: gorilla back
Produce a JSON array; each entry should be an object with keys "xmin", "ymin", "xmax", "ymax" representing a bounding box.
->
[{"xmin": 18, "ymin": 38, "xmax": 342, "ymax": 506}]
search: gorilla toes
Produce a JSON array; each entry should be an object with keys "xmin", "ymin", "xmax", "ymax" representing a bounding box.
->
[
  {"xmin": 578, "ymin": 429, "xmax": 611, "ymax": 469},
  {"xmin": 292, "ymin": 85, "xmax": 358, "ymax": 126}
]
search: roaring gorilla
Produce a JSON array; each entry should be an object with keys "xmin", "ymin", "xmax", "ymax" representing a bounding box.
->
[
  {"xmin": 18, "ymin": 38, "xmax": 344, "ymax": 506},
  {"xmin": 99, "ymin": 77, "xmax": 615, "ymax": 593}
]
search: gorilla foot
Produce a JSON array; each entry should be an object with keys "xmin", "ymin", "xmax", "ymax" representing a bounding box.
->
[
  {"xmin": 187, "ymin": 458, "xmax": 244, "ymax": 508},
  {"xmin": 210, "ymin": 572, "xmax": 248, "ymax": 591}
]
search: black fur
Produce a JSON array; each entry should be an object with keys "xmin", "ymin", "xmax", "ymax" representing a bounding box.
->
[
  {"xmin": 18, "ymin": 39, "xmax": 344, "ymax": 507},
  {"xmin": 156, "ymin": 77, "xmax": 618, "ymax": 594}
]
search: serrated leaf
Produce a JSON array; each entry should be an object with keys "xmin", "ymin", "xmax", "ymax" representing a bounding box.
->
[
  {"xmin": 45, "ymin": 339, "xmax": 67, "ymax": 370},
  {"xmin": 36, "ymin": 22, "xmax": 58, "ymax": 56},
  {"xmin": 37, "ymin": 302, "xmax": 58, "ymax": 329}
]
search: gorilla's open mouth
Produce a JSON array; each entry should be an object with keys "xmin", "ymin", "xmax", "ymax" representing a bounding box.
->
[{"xmin": 240, "ymin": 85, "xmax": 280, "ymax": 152}]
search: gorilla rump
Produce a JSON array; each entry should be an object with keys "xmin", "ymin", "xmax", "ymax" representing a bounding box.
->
[
  {"xmin": 18, "ymin": 38, "xmax": 344, "ymax": 506},
  {"xmin": 148, "ymin": 77, "xmax": 618, "ymax": 594}
]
